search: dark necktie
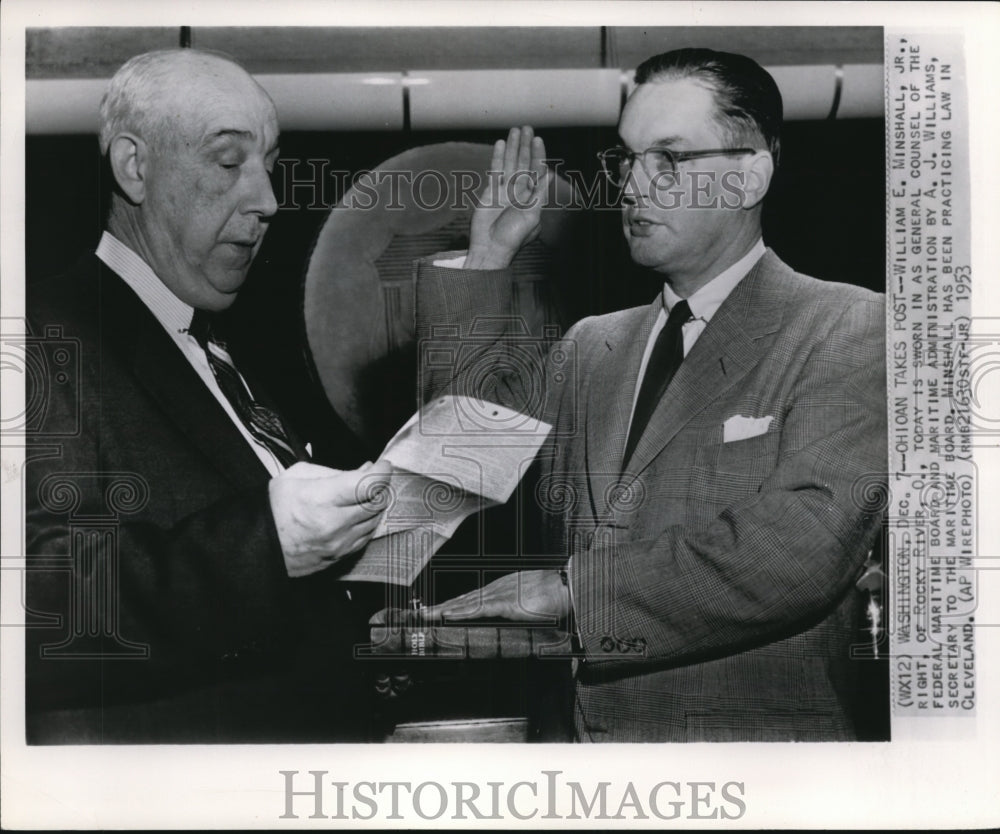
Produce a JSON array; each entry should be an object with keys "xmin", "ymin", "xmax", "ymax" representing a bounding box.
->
[
  {"xmin": 622, "ymin": 299, "xmax": 693, "ymax": 469},
  {"xmin": 188, "ymin": 309, "xmax": 305, "ymax": 469}
]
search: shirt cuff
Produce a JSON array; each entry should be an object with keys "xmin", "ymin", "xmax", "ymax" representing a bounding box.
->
[
  {"xmin": 561, "ymin": 564, "xmax": 581, "ymax": 640},
  {"xmin": 432, "ymin": 253, "xmax": 468, "ymax": 269}
]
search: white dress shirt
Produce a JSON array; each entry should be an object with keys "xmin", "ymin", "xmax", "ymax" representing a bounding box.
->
[
  {"xmin": 96, "ymin": 232, "xmax": 284, "ymax": 477},
  {"xmin": 628, "ymin": 239, "xmax": 766, "ymax": 428}
]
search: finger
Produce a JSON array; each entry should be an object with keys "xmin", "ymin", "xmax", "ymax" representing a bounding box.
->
[
  {"xmin": 531, "ymin": 136, "xmax": 549, "ymax": 201},
  {"xmin": 354, "ymin": 509, "xmax": 384, "ymax": 533},
  {"xmin": 502, "ymin": 126, "xmax": 520, "ymax": 176},
  {"xmin": 340, "ymin": 510, "xmax": 384, "ymax": 552},
  {"xmin": 364, "ymin": 459, "xmax": 394, "ymax": 478},
  {"xmin": 438, "ymin": 595, "xmax": 496, "ymax": 622},
  {"xmin": 327, "ymin": 461, "xmax": 393, "ymax": 507},
  {"xmin": 532, "ymin": 169, "xmax": 551, "ymax": 210},
  {"xmin": 419, "ymin": 605, "xmax": 450, "ymax": 624},
  {"xmin": 481, "ymin": 138, "xmax": 506, "ymax": 210},
  {"xmin": 347, "ymin": 525, "xmax": 377, "ymax": 554},
  {"xmin": 531, "ymin": 133, "xmax": 547, "ymax": 170},
  {"xmin": 421, "ymin": 592, "xmax": 482, "ymax": 623},
  {"xmin": 439, "ymin": 608, "xmax": 486, "ymax": 623},
  {"xmin": 340, "ymin": 510, "xmax": 383, "ymax": 543},
  {"xmin": 283, "ymin": 461, "xmax": 344, "ymax": 479},
  {"xmin": 516, "ymin": 125, "xmax": 534, "ymax": 174},
  {"xmin": 420, "ymin": 594, "xmax": 469, "ymax": 620},
  {"xmin": 489, "ymin": 137, "xmax": 505, "ymax": 175},
  {"xmin": 337, "ymin": 503, "xmax": 387, "ymax": 540},
  {"xmin": 418, "ymin": 604, "xmax": 444, "ymax": 622}
]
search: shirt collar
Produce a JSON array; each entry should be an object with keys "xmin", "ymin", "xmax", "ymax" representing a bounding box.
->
[
  {"xmin": 662, "ymin": 238, "xmax": 766, "ymax": 322},
  {"xmin": 96, "ymin": 231, "xmax": 194, "ymax": 336}
]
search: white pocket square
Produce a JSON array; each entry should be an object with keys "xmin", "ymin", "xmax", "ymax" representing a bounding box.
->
[{"xmin": 723, "ymin": 414, "xmax": 774, "ymax": 443}]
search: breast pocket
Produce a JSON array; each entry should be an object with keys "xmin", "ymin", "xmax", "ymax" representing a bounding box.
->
[
  {"xmin": 714, "ymin": 429, "xmax": 781, "ymax": 472},
  {"xmin": 689, "ymin": 430, "xmax": 781, "ymax": 507}
]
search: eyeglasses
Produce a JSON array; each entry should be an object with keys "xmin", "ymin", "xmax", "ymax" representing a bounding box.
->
[{"xmin": 596, "ymin": 146, "xmax": 758, "ymax": 187}]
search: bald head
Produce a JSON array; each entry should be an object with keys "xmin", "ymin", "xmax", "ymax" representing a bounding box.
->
[
  {"xmin": 101, "ymin": 48, "xmax": 280, "ymax": 311},
  {"xmin": 99, "ymin": 49, "xmax": 276, "ymax": 155}
]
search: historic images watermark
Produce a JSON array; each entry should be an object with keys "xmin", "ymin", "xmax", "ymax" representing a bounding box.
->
[
  {"xmin": 278, "ymin": 769, "xmax": 747, "ymax": 821},
  {"xmin": 272, "ymin": 160, "xmax": 750, "ymax": 212}
]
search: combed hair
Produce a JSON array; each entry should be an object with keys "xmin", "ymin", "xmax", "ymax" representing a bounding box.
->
[
  {"xmin": 634, "ymin": 48, "xmax": 782, "ymax": 166},
  {"xmin": 98, "ymin": 48, "xmax": 244, "ymax": 155}
]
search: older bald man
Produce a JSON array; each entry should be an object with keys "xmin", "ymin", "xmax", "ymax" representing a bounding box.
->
[{"xmin": 25, "ymin": 49, "xmax": 389, "ymax": 743}]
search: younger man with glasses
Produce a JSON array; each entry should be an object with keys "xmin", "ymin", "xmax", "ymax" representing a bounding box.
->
[{"xmin": 419, "ymin": 48, "xmax": 887, "ymax": 742}]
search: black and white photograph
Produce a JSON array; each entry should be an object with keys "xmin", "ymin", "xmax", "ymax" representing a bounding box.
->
[{"xmin": 2, "ymin": 1, "xmax": 997, "ymax": 828}]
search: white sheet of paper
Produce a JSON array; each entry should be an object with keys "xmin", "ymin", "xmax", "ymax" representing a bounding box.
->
[{"xmin": 337, "ymin": 395, "xmax": 552, "ymax": 585}]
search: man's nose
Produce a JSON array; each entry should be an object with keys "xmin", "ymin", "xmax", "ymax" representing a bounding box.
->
[
  {"xmin": 620, "ymin": 165, "xmax": 651, "ymax": 208},
  {"xmin": 243, "ymin": 164, "xmax": 278, "ymax": 218}
]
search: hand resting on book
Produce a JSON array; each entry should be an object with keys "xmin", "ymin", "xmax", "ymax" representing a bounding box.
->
[
  {"xmin": 368, "ymin": 570, "xmax": 573, "ymax": 660},
  {"xmin": 418, "ymin": 569, "xmax": 569, "ymax": 625}
]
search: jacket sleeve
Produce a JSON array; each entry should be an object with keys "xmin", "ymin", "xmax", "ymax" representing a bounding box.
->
[
  {"xmin": 414, "ymin": 254, "xmax": 517, "ymax": 404},
  {"xmin": 24, "ymin": 355, "xmax": 297, "ymax": 711},
  {"xmin": 569, "ymin": 296, "xmax": 887, "ymax": 671}
]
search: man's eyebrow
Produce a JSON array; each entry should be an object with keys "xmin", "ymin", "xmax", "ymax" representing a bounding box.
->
[
  {"xmin": 200, "ymin": 129, "xmax": 253, "ymax": 148},
  {"xmin": 617, "ymin": 135, "xmax": 684, "ymax": 149},
  {"xmin": 649, "ymin": 135, "xmax": 684, "ymax": 147}
]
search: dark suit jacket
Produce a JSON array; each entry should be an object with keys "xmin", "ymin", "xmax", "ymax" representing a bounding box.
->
[
  {"xmin": 417, "ymin": 250, "xmax": 887, "ymax": 742},
  {"xmin": 25, "ymin": 254, "xmax": 376, "ymax": 743}
]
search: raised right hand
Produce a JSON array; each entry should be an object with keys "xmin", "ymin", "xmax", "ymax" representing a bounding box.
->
[
  {"xmin": 465, "ymin": 125, "xmax": 549, "ymax": 270},
  {"xmin": 268, "ymin": 460, "xmax": 392, "ymax": 577}
]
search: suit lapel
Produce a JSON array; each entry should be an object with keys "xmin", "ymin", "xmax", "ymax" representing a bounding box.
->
[
  {"xmin": 96, "ymin": 263, "xmax": 269, "ymax": 488},
  {"xmin": 620, "ymin": 252, "xmax": 788, "ymax": 484},
  {"xmin": 584, "ymin": 299, "xmax": 660, "ymax": 519}
]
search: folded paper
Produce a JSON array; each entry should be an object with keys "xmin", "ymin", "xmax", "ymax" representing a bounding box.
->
[{"xmin": 338, "ymin": 395, "xmax": 552, "ymax": 586}]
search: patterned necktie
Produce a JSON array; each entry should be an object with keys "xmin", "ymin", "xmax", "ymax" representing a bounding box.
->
[
  {"xmin": 188, "ymin": 309, "xmax": 304, "ymax": 469},
  {"xmin": 622, "ymin": 299, "xmax": 693, "ymax": 469}
]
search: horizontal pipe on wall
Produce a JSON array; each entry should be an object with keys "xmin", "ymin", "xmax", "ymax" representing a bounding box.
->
[
  {"xmin": 768, "ymin": 65, "xmax": 845, "ymax": 120},
  {"xmin": 26, "ymin": 78, "xmax": 106, "ymax": 134},
  {"xmin": 407, "ymin": 69, "xmax": 624, "ymax": 129},
  {"xmin": 258, "ymin": 73, "xmax": 405, "ymax": 131},
  {"xmin": 25, "ymin": 64, "xmax": 883, "ymax": 134},
  {"xmin": 838, "ymin": 63, "xmax": 886, "ymax": 119}
]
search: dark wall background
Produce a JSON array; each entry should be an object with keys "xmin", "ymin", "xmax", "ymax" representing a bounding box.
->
[{"xmin": 26, "ymin": 117, "xmax": 885, "ymax": 453}]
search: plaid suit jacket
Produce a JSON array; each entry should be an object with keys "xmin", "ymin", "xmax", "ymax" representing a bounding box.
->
[{"xmin": 417, "ymin": 249, "xmax": 887, "ymax": 741}]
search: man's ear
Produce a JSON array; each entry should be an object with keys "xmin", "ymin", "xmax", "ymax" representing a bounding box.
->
[
  {"xmin": 740, "ymin": 151, "xmax": 774, "ymax": 210},
  {"xmin": 108, "ymin": 133, "xmax": 148, "ymax": 204}
]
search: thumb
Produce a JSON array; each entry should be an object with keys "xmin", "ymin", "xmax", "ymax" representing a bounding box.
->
[
  {"xmin": 327, "ymin": 460, "xmax": 394, "ymax": 507},
  {"xmin": 531, "ymin": 135, "xmax": 550, "ymax": 202},
  {"xmin": 283, "ymin": 461, "xmax": 344, "ymax": 479},
  {"xmin": 538, "ymin": 168, "xmax": 552, "ymax": 206}
]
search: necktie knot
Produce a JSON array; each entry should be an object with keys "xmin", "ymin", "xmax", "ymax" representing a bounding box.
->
[
  {"xmin": 188, "ymin": 308, "xmax": 222, "ymax": 350},
  {"xmin": 665, "ymin": 298, "xmax": 693, "ymax": 329}
]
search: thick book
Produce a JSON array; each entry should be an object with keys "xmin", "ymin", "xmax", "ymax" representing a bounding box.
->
[{"xmin": 368, "ymin": 610, "xmax": 574, "ymax": 660}]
